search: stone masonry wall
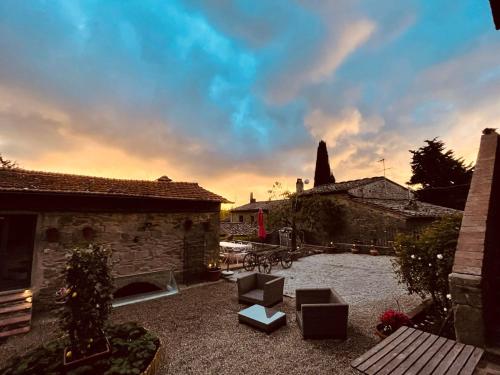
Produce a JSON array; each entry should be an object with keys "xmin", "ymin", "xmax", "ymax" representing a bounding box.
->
[
  {"xmin": 31, "ymin": 210, "xmax": 219, "ymax": 310},
  {"xmin": 324, "ymin": 195, "xmax": 410, "ymax": 246}
]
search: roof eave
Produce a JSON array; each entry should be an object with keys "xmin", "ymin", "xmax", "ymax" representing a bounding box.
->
[{"xmin": 0, "ymin": 189, "xmax": 229, "ymax": 204}]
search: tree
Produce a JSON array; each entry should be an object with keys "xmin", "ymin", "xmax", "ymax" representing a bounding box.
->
[
  {"xmin": 313, "ymin": 140, "xmax": 335, "ymax": 187},
  {"xmin": 60, "ymin": 244, "xmax": 113, "ymax": 358},
  {"xmin": 408, "ymin": 138, "xmax": 473, "ymax": 209},
  {"xmin": 0, "ymin": 154, "xmax": 17, "ymax": 169},
  {"xmin": 268, "ymin": 191, "xmax": 344, "ymax": 248},
  {"xmin": 408, "ymin": 138, "xmax": 473, "ymax": 189}
]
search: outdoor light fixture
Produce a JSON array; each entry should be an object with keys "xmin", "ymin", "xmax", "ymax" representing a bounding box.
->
[{"xmin": 490, "ymin": 0, "xmax": 500, "ymax": 29}]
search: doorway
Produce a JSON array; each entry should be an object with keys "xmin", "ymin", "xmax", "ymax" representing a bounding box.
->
[{"xmin": 0, "ymin": 215, "xmax": 37, "ymax": 292}]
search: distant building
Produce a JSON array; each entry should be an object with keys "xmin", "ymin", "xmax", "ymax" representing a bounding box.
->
[
  {"xmin": 230, "ymin": 176, "xmax": 461, "ymax": 246},
  {"xmin": 0, "ymin": 169, "xmax": 229, "ymax": 310},
  {"xmin": 229, "ymin": 192, "xmax": 285, "ymax": 226}
]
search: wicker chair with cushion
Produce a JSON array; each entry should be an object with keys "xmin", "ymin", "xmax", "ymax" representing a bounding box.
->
[
  {"xmin": 295, "ymin": 288, "xmax": 349, "ymax": 340},
  {"xmin": 237, "ymin": 273, "xmax": 285, "ymax": 307}
]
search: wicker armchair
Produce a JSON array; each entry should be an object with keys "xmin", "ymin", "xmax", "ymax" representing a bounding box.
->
[
  {"xmin": 296, "ymin": 288, "xmax": 349, "ymax": 340},
  {"xmin": 237, "ymin": 273, "xmax": 285, "ymax": 307}
]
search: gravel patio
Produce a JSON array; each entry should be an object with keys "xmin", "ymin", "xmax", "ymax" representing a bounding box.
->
[{"xmin": 0, "ymin": 254, "xmax": 420, "ymax": 375}]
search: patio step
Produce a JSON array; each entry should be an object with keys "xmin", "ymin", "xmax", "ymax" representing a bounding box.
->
[{"xmin": 0, "ymin": 289, "xmax": 32, "ymax": 339}]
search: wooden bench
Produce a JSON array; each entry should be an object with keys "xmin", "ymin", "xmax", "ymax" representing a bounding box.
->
[{"xmin": 351, "ymin": 326, "xmax": 484, "ymax": 375}]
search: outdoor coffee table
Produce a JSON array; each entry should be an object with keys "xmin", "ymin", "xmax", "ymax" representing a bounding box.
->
[{"xmin": 238, "ymin": 304, "xmax": 286, "ymax": 333}]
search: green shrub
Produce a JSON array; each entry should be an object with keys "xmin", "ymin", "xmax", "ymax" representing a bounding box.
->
[
  {"xmin": 60, "ymin": 244, "xmax": 113, "ymax": 357},
  {"xmin": 0, "ymin": 323, "xmax": 159, "ymax": 375},
  {"xmin": 393, "ymin": 215, "xmax": 462, "ymax": 311}
]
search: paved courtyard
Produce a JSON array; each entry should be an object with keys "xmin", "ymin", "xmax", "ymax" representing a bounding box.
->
[{"xmin": 233, "ymin": 253, "xmax": 408, "ymax": 305}]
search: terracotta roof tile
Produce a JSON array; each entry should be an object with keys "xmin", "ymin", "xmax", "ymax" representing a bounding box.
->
[
  {"xmin": 220, "ymin": 222, "xmax": 257, "ymax": 236},
  {"xmin": 231, "ymin": 199, "xmax": 286, "ymax": 212},
  {"xmin": 352, "ymin": 198, "xmax": 462, "ymax": 218},
  {"xmin": 0, "ymin": 169, "xmax": 230, "ymax": 203},
  {"xmin": 301, "ymin": 176, "xmax": 386, "ymax": 195}
]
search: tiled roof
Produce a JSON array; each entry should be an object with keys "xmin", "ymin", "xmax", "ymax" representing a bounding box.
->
[
  {"xmin": 301, "ymin": 176, "xmax": 386, "ymax": 195},
  {"xmin": 230, "ymin": 199, "xmax": 286, "ymax": 212},
  {"xmin": 352, "ymin": 198, "xmax": 462, "ymax": 218},
  {"xmin": 220, "ymin": 222, "xmax": 257, "ymax": 236},
  {"xmin": 0, "ymin": 168, "xmax": 230, "ymax": 203}
]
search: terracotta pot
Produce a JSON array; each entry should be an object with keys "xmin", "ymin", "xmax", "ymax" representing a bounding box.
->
[
  {"xmin": 375, "ymin": 324, "xmax": 390, "ymax": 340},
  {"xmin": 206, "ymin": 268, "xmax": 221, "ymax": 282},
  {"xmin": 63, "ymin": 334, "xmax": 111, "ymax": 370}
]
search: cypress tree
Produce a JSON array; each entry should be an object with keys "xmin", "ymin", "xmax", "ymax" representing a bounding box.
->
[{"xmin": 314, "ymin": 140, "xmax": 335, "ymax": 187}]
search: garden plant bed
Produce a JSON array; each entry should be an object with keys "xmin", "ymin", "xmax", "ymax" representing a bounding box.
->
[
  {"xmin": 0, "ymin": 323, "xmax": 160, "ymax": 375},
  {"xmin": 409, "ymin": 301, "xmax": 455, "ymax": 339}
]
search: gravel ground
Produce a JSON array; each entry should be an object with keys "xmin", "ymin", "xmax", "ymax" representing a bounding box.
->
[
  {"xmin": 233, "ymin": 253, "xmax": 408, "ymax": 305},
  {"xmin": 0, "ymin": 254, "xmax": 420, "ymax": 375}
]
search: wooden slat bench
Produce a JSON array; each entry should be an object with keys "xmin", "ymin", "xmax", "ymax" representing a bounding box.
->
[{"xmin": 351, "ymin": 326, "xmax": 484, "ymax": 375}]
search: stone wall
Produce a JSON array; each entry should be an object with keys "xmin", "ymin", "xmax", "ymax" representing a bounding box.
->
[
  {"xmin": 30, "ymin": 210, "xmax": 219, "ymax": 310},
  {"xmin": 324, "ymin": 195, "xmax": 416, "ymax": 246}
]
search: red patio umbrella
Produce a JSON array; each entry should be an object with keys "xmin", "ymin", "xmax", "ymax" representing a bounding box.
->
[{"xmin": 258, "ymin": 208, "xmax": 266, "ymax": 239}]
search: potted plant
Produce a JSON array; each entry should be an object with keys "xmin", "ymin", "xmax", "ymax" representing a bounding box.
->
[
  {"xmin": 351, "ymin": 243, "xmax": 359, "ymax": 254},
  {"xmin": 206, "ymin": 262, "xmax": 221, "ymax": 282},
  {"xmin": 376, "ymin": 309, "xmax": 411, "ymax": 340},
  {"xmin": 60, "ymin": 244, "xmax": 114, "ymax": 369}
]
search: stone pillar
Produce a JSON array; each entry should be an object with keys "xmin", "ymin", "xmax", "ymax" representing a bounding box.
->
[{"xmin": 450, "ymin": 131, "xmax": 499, "ymax": 347}]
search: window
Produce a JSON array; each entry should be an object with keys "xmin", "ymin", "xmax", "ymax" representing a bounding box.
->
[{"xmin": 239, "ymin": 215, "xmax": 244, "ymax": 223}]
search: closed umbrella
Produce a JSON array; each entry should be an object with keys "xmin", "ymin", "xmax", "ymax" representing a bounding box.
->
[{"xmin": 258, "ymin": 208, "xmax": 266, "ymax": 239}]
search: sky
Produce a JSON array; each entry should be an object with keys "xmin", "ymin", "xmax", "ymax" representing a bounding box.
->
[{"xmin": 0, "ymin": 1, "xmax": 499, "ymax": 206}]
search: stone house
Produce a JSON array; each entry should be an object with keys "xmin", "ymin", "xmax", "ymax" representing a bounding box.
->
[
  {"xmin": 230, "ymin": 177, "xmax": 460, "ymax": 246},
  {"xmin": 300, "ymin": 176, "xmax": 461, "ymax": 245},
  {"xmin": 230, "ymin": 193, "xmax": 285, "ymax": 226},
  {"xmin": 0, "ymin": 169, "xmax": 229, "ymax": 310}
]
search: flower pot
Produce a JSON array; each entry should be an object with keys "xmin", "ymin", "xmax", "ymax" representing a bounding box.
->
[
  {"xmin": 375, "ymin": 323, "xmax": 391, "ymax": 340},
  {"xmin": 206, "ymin": 268, "xmax": 221, "ymax": 282},
  {"xmin": 63, "ymin": 334, "xmax": 111, "ymax": 370}
]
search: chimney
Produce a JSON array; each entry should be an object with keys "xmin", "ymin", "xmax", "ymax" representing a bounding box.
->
[
  {"xmin": 296, "ymin": 178, "xmax": 304, "ymax": 194},
  {"xmin": 157, "ymin": 176, "xmax": 172, "ymax": 182},
  {"xmin": 250, "ymin": 192, "xmax": 256, "ymax": 203}
]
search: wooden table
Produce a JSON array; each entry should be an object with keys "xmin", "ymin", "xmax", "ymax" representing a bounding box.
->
[{"xmin": 351, "ymin": 326, "xmax": 484, "ymax": 375}]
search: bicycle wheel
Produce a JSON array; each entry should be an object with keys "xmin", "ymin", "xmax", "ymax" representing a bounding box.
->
[
  {"xmin": 269, "ymin": 252, "xmax": 279, "ymax": 266},
  {"xmin": 243, "ymin": 252, "xmax": 257, "ymax": 271},
  {"xmin": 281, "ymin": 252, "xmax": 293, "ymax": 269},
  {"xmin": 258, "ymin": 255, "xmax": 272, "ymax": 274}
]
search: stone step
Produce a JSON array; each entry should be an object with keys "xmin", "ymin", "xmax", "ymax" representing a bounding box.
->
[
  {"xmin": 0, "ymin": 313, "xmax": 31, "ymax": 328},
  {"xmin": 0, "ymin": 290, "xmax": 32, "ymax": 304},
  {"xmin": 0, "ymin": 302, "xmax": 31, "ymax": 315},
  {"xmin": 0, "ymin": 325, "xmax": 30, "ymax": 338},
  {"xmin": 485, "ymin": 346, "xmax": 500, "ymax": 366}
]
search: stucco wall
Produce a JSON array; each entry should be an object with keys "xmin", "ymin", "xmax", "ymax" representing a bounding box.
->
[{"xmin": 29, "ymin": 210, "xmax": 219, "ymax": 310}]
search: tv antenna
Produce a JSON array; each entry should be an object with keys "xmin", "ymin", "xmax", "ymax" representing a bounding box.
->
[{"xmin": 377, "ymin": 158, "xmax": 392, "ymax": 197}]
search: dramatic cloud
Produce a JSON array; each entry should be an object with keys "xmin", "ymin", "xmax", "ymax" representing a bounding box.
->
[{"xmin": 0, "ymin": 0, "xmax": 498, "ymax": 204}]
